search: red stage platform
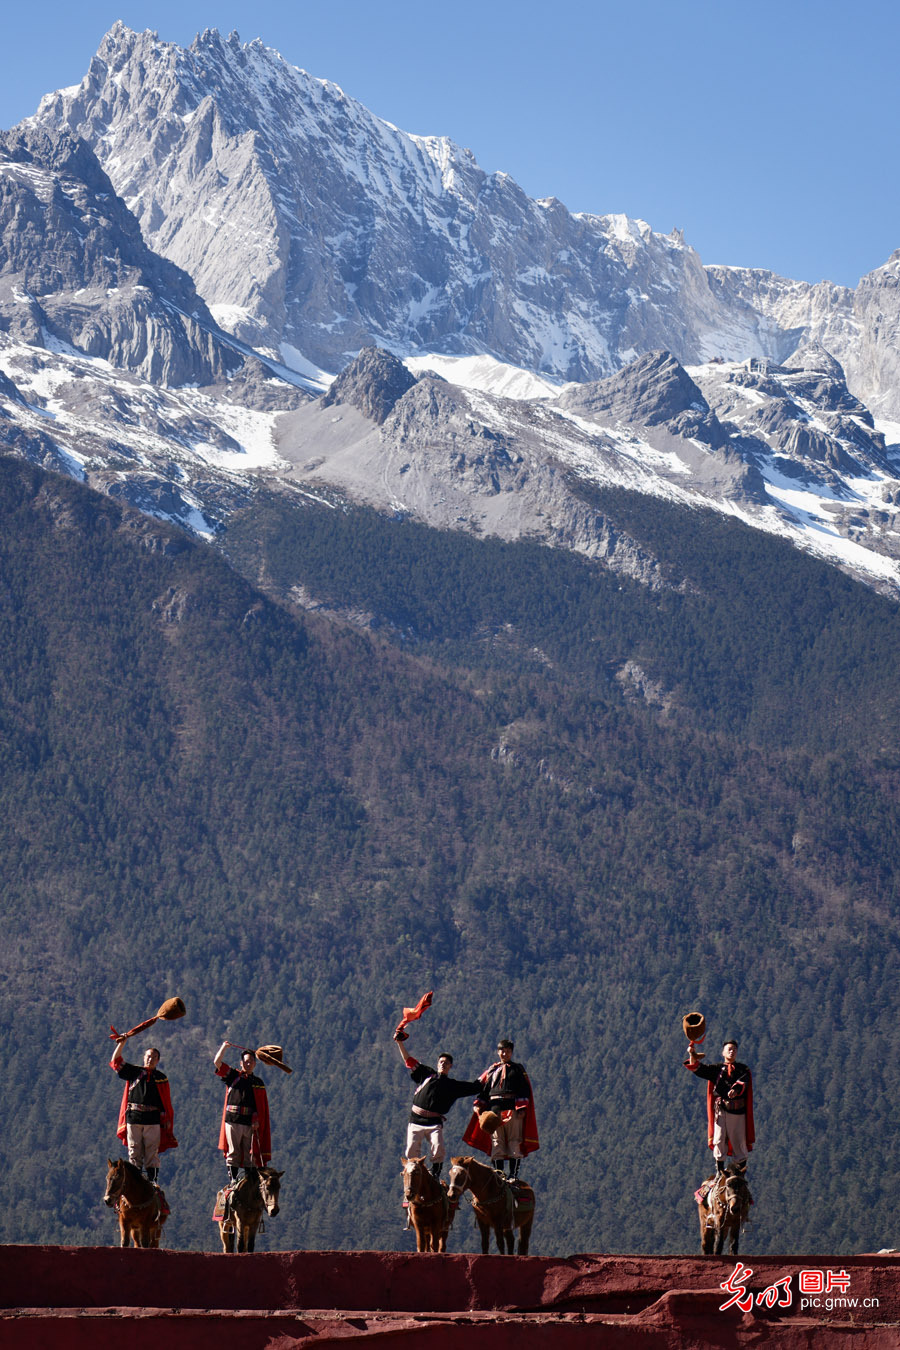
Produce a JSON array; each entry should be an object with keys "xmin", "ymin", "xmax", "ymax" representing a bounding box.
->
[{"xmin": 2, "ymin": 1245, "xmax": 898, "ymax": 1346}]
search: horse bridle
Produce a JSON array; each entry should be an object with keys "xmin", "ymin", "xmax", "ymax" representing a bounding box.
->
[
  {"xmin": 260, "ymin": 1175, "xmax": 280, "ymax": 1214},
  {"xmin": 448, "ymin": 1161, "xmax": 510, "ymax": 1214},
  {"xmin": 446, "ymin": 1162, "xmax": 471, "ymax": 1203},
  {"xmin": 404, "ymin": 1160, "xmax": 438, "ymax": 1205},
  {"xmin": 103, "ymin": 1167, "xmax": 125, "ymax": 1208},
  {"xmin": 104, "ymin": 1164, "xmax": 157, "ymax": 1211},
  {"xmin": 708, "ymin": 1175, "xmax": 746, "ymax": 1226}
]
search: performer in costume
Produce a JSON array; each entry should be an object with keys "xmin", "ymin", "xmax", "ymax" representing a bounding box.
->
[
  {"xmin": 110, "ymin": 1039, "xmax": 177, "ymax": 1182},
  {"xmin": 685, "ymin": 1036, "xmax": 754, "ymax": 1173},
  {"xmin": 214, "ymin": 1041, "xmax": 272, "ymax": 1181},
  {"xmin": 393, "ymin": 1034, "xmax": 481, "ymax": 1177},
  {"xmin": 463, "ymin": 1038, "xmax": 539, "ymax": 1177}
]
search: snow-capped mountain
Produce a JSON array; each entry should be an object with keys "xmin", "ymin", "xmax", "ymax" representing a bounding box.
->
[
  {"xmin": 0, "ymin": 121, "xmax": 311, "ymax": 530},
  {"xmin": 2, "ymin": 23, "xmax": 900, "ymax": 600},
  {"xmin": 30, "ymin": 24, "xmax": 797, "ymax": 384},
  {"xmin": 28, "ymin": 23, "xmax": 900, "ymax": 422}
]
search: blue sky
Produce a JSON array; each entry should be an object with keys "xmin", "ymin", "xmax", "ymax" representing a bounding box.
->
[{"xmin": 2, "ymin": 1, "xmax": 897, "ymax": 288}]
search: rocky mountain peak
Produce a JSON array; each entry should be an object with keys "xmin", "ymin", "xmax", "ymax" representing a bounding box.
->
[
  {"xmin": 784, "ymin": 340, "xmax": 846, "ymax": 379},
  {"xmin": 2, "ymin": 124, "xmax": 103, "ymax": 189},
  {"xmin": 558, "ymin": 350, "xmax": 708, "ymax": 427},
  {"xmin": 0, "ymin": 122, "xmax": 240, "ymax": 386},
  {"xmin": 321, "ymin": 347, "xmax": 418, "ymax": 425}
]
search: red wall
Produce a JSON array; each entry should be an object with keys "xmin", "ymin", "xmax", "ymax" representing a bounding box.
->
[{"xmin": 3, "ymin": 1245, "xmax": 899, "ymax": 1348}]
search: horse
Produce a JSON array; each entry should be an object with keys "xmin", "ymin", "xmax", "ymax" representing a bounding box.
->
[
  {"xmin": 217, "ymin": 1166, "xmax": 284, "ymax": 1253},
  {"xmin": 400, "ymin": 1156, "xmax": 453, "ymax": 1252},
  {"xmin": 104, "ymin": 1158, "xmax": 168, "ymax": 1248},
  {"xmin": 697, "ymin": 1165, "xmax": 753, "ymax": 1256},
  {"xmin": 447, "ymin": 1155, "xmax": 535, "ymax": 1255}
]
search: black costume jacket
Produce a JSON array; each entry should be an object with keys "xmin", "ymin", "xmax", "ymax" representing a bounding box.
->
[{"xmin": 407, "ymin": 1059, "xmax": 481, "ymax": 1124}]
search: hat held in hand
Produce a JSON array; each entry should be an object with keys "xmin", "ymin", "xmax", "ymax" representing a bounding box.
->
[{"xmin": 255, "ymin": 1044, "xmax": 292, "ymax": 1073}]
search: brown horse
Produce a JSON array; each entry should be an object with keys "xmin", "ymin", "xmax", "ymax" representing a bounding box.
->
[
  {"xmin": 400, "ymin": 1156, "xmax": 453, "ymax": 1252},
  {"xmin": 104, "ymin": 1158, "xmax": 168, "ymax": 1248},
  {"xmin": 217, "ymin": 1166, "xmax": 283, "ymax": 1253},
  {"xmin": 447, "ymin": 1155, "xmax": 535, "ymax": 1255},
  {"xmin": 697, "ymin": 1165, "xmax": 752, "ymax": 1255}
]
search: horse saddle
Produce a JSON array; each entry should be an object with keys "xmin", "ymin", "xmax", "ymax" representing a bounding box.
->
[
  {"xmin": 212, "ymin": 1187, "xmax": 235, "ymax": 1228},
  {"xmin": 211, "ymin": 1182, "xmax": 266, "ymax": 1233},
  {"xmin": 509, "ymin": 1179, "xmax": 535, "ymax": 1215},
  {"xmin": 694, "ymin": 1176, "xmax": 723, "ymax": 1208}
]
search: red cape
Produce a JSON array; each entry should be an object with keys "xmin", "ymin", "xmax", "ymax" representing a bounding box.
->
[
  {"xmin": 111, "ymin": 1055, "xmax": 178, "ymax": 1152},
  {"xmin": 216, "ymin": 1063, "xmax": 272, "ymax": 1162},
  {"xmin": 462, "ymin": 1071, "xmax": 539, "ymax": 1156},
  {"xmin": 706, "ymin": 1071, "xmax": 754, "ymax": 1153}
]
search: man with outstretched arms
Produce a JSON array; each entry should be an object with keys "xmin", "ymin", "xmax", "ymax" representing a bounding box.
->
[
  {"xmin": 393, "ymin": 1034, "xmax": 481, "ymax": 1177},
  {"xmin": 685, "ymin": 1036, "xmax": 754, "ymax": 1174},
  {"xmin": 110, "ymin": 1039, "xmax": 177, "ymax": 1182},
  {"xmin": 463, "ymin": 1038, "xmax": 539, "ymax": 1178},
  {"xmin": 214, "ymin": 1041, "xmax": 272, "ymax": 1182}
]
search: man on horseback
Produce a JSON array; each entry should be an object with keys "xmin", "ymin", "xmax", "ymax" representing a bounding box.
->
[
  {"xmin": 463, "ymin": 1038, "xmax": 539, "ymax": 1178},
  {"xmin": 110, "ymin": 1039, "xmax": 177, "ymax": 1184},
  {"xmin": 214, "ymin": 1042, "xmax": 272, "ymax": 1183},
  {"xmin": 394, "ymin": 1035, "xmax": 482, "ymax": 1178},
  {"xmin": 685, "ymin": 1036, "xmax": 754, "ymax": 1175}
]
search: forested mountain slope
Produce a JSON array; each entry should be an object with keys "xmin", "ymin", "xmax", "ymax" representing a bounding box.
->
[{"xmin": 3, "ymin": 455, "xmax": 900, "ymax": 1256}]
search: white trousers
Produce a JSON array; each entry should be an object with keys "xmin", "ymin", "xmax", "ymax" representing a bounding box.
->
[
  {"xmin": 405, "ymin": 1120, "xmax": 445, "ymax": 1163},
  {"xmin": 125, "ymin": 1123, "xmax": 160, "ymax": 1169},
  {"xmin": 490, "ymin": 1109, "xmax": 524, "ymax": 1160},
  {"xmin": 224, "ymin": 1121, "xmax": 256, "ymax": 1167},
  {"xmin": 712, "ymin": 1107, "xmax": 748, "ymax": 1163}
]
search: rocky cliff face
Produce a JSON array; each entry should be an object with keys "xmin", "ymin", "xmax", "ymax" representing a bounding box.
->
[
  {"xmin": 0, "ymin": 125, "xmax": 242, "ymax": 387},
  {"xmin": 708, "ymin": 259, "xmax": 900, "ymax": 421},
  {"xmin": 0, "ymin": 117, "xmax": 314, "ymax": 533},
  {"xmin": 853, "ymin": 252, "xmax": 900, "ymax": 418}
]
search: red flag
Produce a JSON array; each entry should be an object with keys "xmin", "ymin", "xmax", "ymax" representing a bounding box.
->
[{"xmin": 394, "ymin": 990, "xmax": 433, "ymax": 1040}]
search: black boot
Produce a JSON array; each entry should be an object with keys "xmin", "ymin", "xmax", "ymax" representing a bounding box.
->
[
  {"xmin": 494, "ymin": 1159, "xmax": 505, "ymax": 1172},
  {"xmin": 431, "ymin": 1161, "xmax": 442, "ymax": 1178},
  {"xmin": 715, "ymin": 1158, "xmax": 726, "ymax": 1176},
  {"xmin": 509, "ymin": 1159, "xmax": 521, "ymax": 1180},
  {"xmin": 227, "ymin": 1165, "xmax": 240, "ymax": 1184},
  {"xmin": 146, "ymin": 1167, "xmax": 159, "ymax": 1185}
]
